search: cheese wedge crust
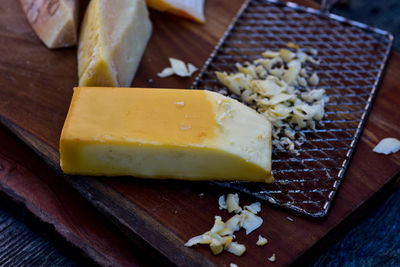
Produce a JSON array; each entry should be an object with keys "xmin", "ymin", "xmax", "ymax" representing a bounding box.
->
[
  {"xmin": 20, "ymin": 0, "xmax": 78, "ymax": 48},
  {"xmin": 60, "ymin": 87, "xmax": 273, "ymax": 183},
  {"xmin": 78, "ymin": 0, "xmax": 152, "ymax": 87}
]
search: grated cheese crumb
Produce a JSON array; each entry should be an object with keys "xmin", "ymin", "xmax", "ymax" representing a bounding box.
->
[
  {"xmin": 157, "ymin": 67, "xmax": 174, "ymax": 78},
  {"xmin": 158, "ymin": 58, "xmax": 198, "ymax": 78},
  {"xmin": 256, "ymin": 235, "xmax": 268, "ymax": 246},
  {"xmin": 268, "ymin": 253, "xmax": 276, "ymax": 262},
  {"xmin": 218, "ymin": 195, "xmax": 227, "ymax": 210},
  {"xmin": 373, "ymin": 138, "xmax": 400, "ymax": 155}
]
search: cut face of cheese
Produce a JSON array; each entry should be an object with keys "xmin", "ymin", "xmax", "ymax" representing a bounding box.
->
[
  {"xmin": 60, "ymin": 87, "xmax": 273, "ymax": 183},
  {"xmin": 146, "ymin": 0, "xmax": 205, "ymax": 23},
  {"xmin": 20, "ymin": 0, "xmax": 78, "ymax": 48},
  {"xmin": 78, "ymin": 0, "xmax": 152, "ymax": 87}
]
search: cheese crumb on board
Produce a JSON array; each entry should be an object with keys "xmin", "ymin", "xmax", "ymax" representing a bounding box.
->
[
  {"xmin": 157, "ymin": 67, "xmax": 174, "ymax": 78},
  {"xmin": 373, "ymin": 138, "xmax": 400, "ymax": 155},
  {"xmin": 230, "ymin": 264, "xmax": 238, "ymax": 267},
  {"xmin": 244, "ymin": 202, "xmax": 261, "ymax": 214},
  {"xmin": 226, "ymin": 193, "xmax": 241, "ymax": 213},
  {"xmin": 268, "ymin": 253, "xmax": 276, "ymax": 262},
  {"xmin": 241, "ymin": 210, "xmax": 263, "ymax": 235},
  {"xmin": 256, "ymin": 235, "xmax": 268, "ymax": 246},
  {"xmin": 226, "ymin": 242, "xmax": 246, "ymax": 256},
  {"xmin": 20, "ymin": 0, "xmax": 78, "ymax": 48},
  {"xmin": 216, "ymin": 43, "xmax": 328, "ymax": 154},
  {"xmin": 218, "ymin": 195, "xmax": 227, "ymax": 210},
  {"xmin": 158, "ymin": 58, "xmax": 198, "ymax": 78}
]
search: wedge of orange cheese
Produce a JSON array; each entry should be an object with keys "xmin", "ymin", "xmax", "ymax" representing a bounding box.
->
[
  {"xmin": 19, "ymin": 0, "xmax": 78, "ymax": 48},
  {"xmin": 146, "ymin": 0, "xmax": 205, "ymax": 23},
  {"xmin": 78, "ymin": 0, "xmax": 152, "ymax": 87},
  {"xmin": 60, "ymin": 87, "xmax": 273, "ymax": 183}
]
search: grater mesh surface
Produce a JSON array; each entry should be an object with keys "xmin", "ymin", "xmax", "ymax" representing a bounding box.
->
[{"xmin": 191, "ymin": 0, "xmax": 393, "ymax": 218}]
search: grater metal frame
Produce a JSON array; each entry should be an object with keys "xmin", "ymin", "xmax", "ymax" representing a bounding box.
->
[{"xmin": 191, "ymin": 0, "xmax": 393, "ymax": 218}]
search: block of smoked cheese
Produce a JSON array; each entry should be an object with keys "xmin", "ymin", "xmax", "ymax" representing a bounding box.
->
[
  {"xmin": 20, "ymin": 0, "xmax": 78, "ymax": 48},
  {"xmin": 60, "ymin": 87, "xmax": 273, "ymax": 183},
  {"xmin": 78, "ymin": 0, "xmax": 152, "ymax": 87}
]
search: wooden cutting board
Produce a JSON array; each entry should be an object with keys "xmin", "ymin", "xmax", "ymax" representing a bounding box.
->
[{"xmin": 1, "ymin": 0, "xmax": 399, "ymax": 266}]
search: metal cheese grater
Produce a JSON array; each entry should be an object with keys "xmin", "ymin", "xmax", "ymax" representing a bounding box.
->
[{"xmin": 191, "ymin": 0, "xmax": 393, "ymax": 218}]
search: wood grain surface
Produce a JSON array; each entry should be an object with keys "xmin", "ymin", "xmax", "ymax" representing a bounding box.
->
[{"xmin": 0, "ymin": 0, "xmax": 399, "ymax": 266}]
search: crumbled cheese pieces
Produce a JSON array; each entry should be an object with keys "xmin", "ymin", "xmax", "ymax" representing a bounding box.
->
[
  {"xmin": 184, "ymin": 216, "xmax": 243, "ymax": 256},
  {"xmin": 256, "ymin": 235, "xmax": 268, "ymax": 246},
  {"xmin": 268, "ymin": 253, "xmax": 276, "ymax": 262},
  {"xmin": 185, "ymin": 194, "xmax": 265, "ymax": 256},
  {"xmin": 373, "ymin": 138, "xmax": 400, "ymax": 155},
  {"xmin": 216, "ymin": 44, "xmax": 328, "ymax": 154},
  {"xmin": 230, "ymin": 264, "xmax": 238, "ymax": 267},
  {"xmin": 158, "ymin": 58, "xmax": 198, "ymax": 78}
]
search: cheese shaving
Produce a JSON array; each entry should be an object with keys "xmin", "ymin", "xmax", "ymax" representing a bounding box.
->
[
  {"xmin": 170, "ymin": 58, "xmax": 190, "ymax": 77},
  {"xmin": 244, "ymin": 202, "xmax": 261, "ymax": 214},
  {"xmin": 157, "ymin": 67, "xmax": 174, "ymax": 78},
  {"xmin": 373, "ymin": 138, "xmax": 400, "ymax": 155},
  {"xmin": 188, "ymin": 63, "xmax": 198, "ymax": 76},
  {"xmin": 216, "ymin": 43, "xmax": 328, "ymax": 154},
  {"xmin": 226, "ymin": 241, "xmax": 246, "ymax": 256},
  {"xmin": 268, "ymin": 253, "xmax": 276, "ymax": 262},
  {"xmin": 158, "ymin": 58, "xmax": 198, "ymax": 78},
  {"xmin": 226, "ymin": 193, "xmax": 241, "ymax": 213},
  {"xmin": 256, "ymin": 235, "xmax": 268, "ymax": 246},
  {"xmin": 218, "ymin": 195, "xmax": 227, "ymax": 210}
]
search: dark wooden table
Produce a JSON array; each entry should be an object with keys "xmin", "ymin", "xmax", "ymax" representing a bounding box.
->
[{"xmin": 0, "ymin": 0, "xmax": 399, "ymax": 266}]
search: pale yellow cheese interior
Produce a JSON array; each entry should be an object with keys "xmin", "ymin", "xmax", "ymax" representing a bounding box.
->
[
  {"xmin": 20, "ymin": 0, "xmax": 78, "ymax": 48},
  {"xmin": 60, "ymin": 87, "xmax": 273, "ymax": 183},
  {"xmin": 78, "ymin": 0, "xmax": 152, "ymax": 87}
]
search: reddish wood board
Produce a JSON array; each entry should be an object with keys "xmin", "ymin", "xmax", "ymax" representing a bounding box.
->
[{"xmin": 0, "ymin": 0, "xmax": 399, "ymax": 266}]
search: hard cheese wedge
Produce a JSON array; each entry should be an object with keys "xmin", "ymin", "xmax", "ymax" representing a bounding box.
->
[
  {"xmin": 20, "ymin": 0, "xmax": 78, "ymax": 48},
  {"xmin": 145, "ymin": 0, "xmax": 205, "ymax": 23},
  {"xmin": 60, "ymin": 87, "xmax": 273, "ymax": 183},
  {"xmin": 78, "ymin": 0, "xmax": 152, "ymax": 87}
]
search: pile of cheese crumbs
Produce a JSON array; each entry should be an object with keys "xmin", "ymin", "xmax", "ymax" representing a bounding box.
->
[
  {"xmin": 216, "ymin": 43, "xmax": 328, "ymax": 154},
  {"xmin": 185, "ymin": 193, "xmax": 269, "ymax": 257}
]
